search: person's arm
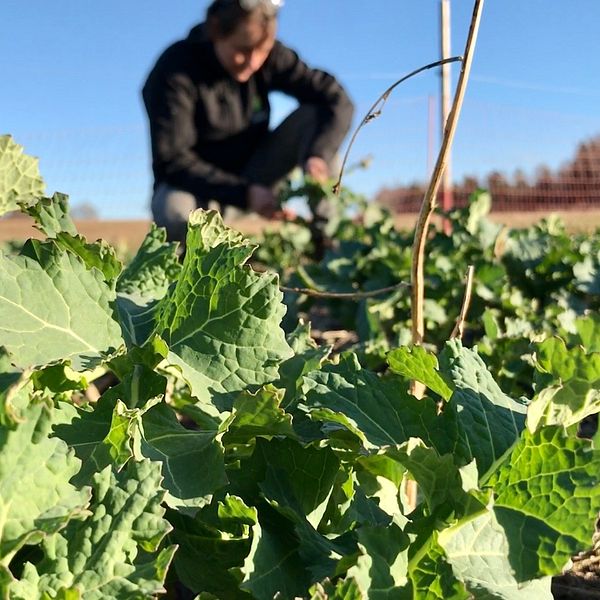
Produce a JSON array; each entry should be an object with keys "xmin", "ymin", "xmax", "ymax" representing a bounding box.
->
[
  {"xmin": 143, "ymin": 68, "xmax": 248, "ymax": 208},
  {"xmin": 266, "ymin": 43, "xmax": 354, "ymax": 167}
]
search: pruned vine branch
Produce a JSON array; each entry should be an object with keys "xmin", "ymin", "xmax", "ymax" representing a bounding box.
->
[
  {"xmin": 450, "ymin": 265, "xmax": 475, "ymax": 340},
  {"xmin": 333, "ymin": 56, "xmax": 463, "ymax": 195},
  {"xmin": 280, "ymin": 282, "xmax": 409, "ymax": 300}
]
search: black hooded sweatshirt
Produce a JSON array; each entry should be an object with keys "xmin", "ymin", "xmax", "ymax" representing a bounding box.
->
[{"xmin": 142, "ymin": 23, "xmax": 354, "ymax": 208}]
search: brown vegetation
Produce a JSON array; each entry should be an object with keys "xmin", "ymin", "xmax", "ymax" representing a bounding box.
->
[{"xmin": 377, "ymin": 134, "xmax": 600, "ymax": 213}]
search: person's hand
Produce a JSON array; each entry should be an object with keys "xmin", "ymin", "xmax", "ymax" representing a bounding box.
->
[
  {"xmin": 304, "ymin": 156, "xmax": 330, "ymax": 183},
  {"xmin": 272, "ymin": 207, "xmax": 297, "ymax": 221},
  {"xmin": 247, "ymin": 184, "xmax": 278, "ymax": 218}
]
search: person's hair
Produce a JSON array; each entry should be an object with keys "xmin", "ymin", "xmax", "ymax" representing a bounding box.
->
[{"xmin": 206, "ymin": 0, "xmax": 277, "ymax": 38}]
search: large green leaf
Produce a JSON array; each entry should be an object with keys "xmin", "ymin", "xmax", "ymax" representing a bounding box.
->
[
  {"xmin": 303, "ymin": 353, "xmax": 463, "ymax": 456},
  {"xmin": 11, "ymin": 460, "xmax": 175, "ymax": 599},
  {"xmin": 0, "ymin": 135, "xmax": 44, "ymax": 216},
  {"xmin": 439, "ymin": 509, "xmax": 553, "ymax": 599},
  {"xmin": 0, "ymin": 402, "xmax": 89, "ymax": 565},
  {"xmin": 155, "ymin": 210, "xmax": 292, "ymax": 405},
  {"xmin": 254, "ymin": 438, "xmax": 341, "ymax": 529},
  {"xmin": 0, "ymin": 243, "xmax": 123, "ymax": 371},
  {"xmin": 137, "ymin": 402, "xmax": 227, "ymax": 510},
  {"xmin": 240, "ymin": 506, "xmax": 312, "ymax": 600},
  {"xmin": 440, "ymin": 340, "xmax": 527, "ymax": 479},
  {"xmin": 167, "ymin": 503, "xmax": 254, "ymax": 598},
  {"xmin": 485, "ymin": 426, "xmax": 600, "ymax": 580}
]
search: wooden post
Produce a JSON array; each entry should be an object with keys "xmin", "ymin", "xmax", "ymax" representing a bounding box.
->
[{"xmin": 441, "ymin": 0, "xmax": 454, "ymax": 230}]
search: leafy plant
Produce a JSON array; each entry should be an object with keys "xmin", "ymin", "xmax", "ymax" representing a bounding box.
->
[
  {"xmin": 1, "ymin": 135, "xmax": 599, "ymax": 599},
  {"xmin": 0, "ymin": 140, "xmax": 600, "ymax": 600}
]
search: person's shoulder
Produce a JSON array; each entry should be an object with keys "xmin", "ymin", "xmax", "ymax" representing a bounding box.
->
[
  {"xmin": 150, "ymin": 39, "xmax": 217, "ymax": 86},
  {"xmin": 264, "ymin": 39, "xmax": 299, "ymax": 71},
  {"xmin": 153, "ymin": 39, "xmax": 196, "ymax": 73}
]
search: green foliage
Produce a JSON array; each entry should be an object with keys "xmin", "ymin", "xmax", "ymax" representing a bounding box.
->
[
  {"xmin": 0, "ymin": 135, "xmax": 45, "ymax": 216},
  {"xmin": 1, "ymin": 138, "xmax": 600, "ymax": 599}
]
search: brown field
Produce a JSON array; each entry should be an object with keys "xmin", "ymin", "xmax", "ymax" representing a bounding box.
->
[{"xmin": 2, "ymin": 209, "xmax": 600, "ymax": 250}]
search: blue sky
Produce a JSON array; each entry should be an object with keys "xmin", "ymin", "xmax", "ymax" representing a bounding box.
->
[{"xmin": 2, "ymin": 1, "xmax": 600, "ymax": 219}]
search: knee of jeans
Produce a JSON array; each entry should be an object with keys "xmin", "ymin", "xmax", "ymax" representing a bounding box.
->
[
  {"xmin": 152, "ymin": 186, "xmax": 195, "ymax": 223},
  {"xmin": 296, "ymin": 103, "xmax": 321, "ymax": 126}
]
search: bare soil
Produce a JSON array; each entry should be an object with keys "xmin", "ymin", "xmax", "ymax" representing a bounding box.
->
[{"xmin": 3, "ymin": 209, "xmax": 600, "ymax": 250}]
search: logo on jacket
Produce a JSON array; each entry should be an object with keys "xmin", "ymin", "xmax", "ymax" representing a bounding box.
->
[{"xmin": 250, "ymin": 96, "xmax": 269, "ymax": 125}]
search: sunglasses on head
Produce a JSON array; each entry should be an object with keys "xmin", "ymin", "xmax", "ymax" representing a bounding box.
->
[{"xmin": 225, "ymin": 0, "xmax": 284, "ymax": 15}]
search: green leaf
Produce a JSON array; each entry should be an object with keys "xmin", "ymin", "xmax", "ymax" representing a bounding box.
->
[
  {"xmin": 303, "ymin": 354, "xmax": 462, "ymax": 456},
  {"xmin": 115, "ymin": 295, "xmax": 161, "ymax": 349},
  {"xmin": 0, "ymin": 243, "xmax": 123, "ymax": 371},
  {"xmin": 21, "ymin": 193, "xmax": 77, "ymax": 238},
  {"xmin": 115, "ymin": 226, "xmax": 180, "ymax": 349},
  {"xmin": 346, "ymin": 524, "xmax": 410, "ymax": 598},
  {"xmin": 575, "ymin": 313, "xmax": 600, "ymax": 353},
  {"xmin": 277, "ymin": 321, "xmax": 331, "ymax": 409},
  {"xmin": 102, "ymin": 362, "xmax": 167, "ymax": 411},
  {"xmin": 0, "ymin": 349, "xmax": 31, "ymax": 427},
  {"xmin": 256, "ymin": 438, "xmax": 341, "ymax": 529},
  {"xmin": 528, "ymin": 337, "xmax": 600, "ymax": 431},
  {"xmin": 167, "ymin": 507, "xmax": 253, "ymax": 598},
  {"xmin": 387, "ymin": 346, "xmax": 453, "ymax": 401},
  {"xmin": 309, "ymin": 578, "xmax": 363, "ymax": 600},
  {"xmin": 102, "ymin": 340, "xmax": 168, "ymax": 409},
  {"xmin": 52, "ymin": 396, "xmax": 115, "ymax": 465},
  {"xmin": 11, "ymin": 460, "xmax": 175, "ymax": 599},
  {"xmin": 137, "ymin": 402, "xmax": 227, "ymax": 510},
  {"xmin": 440, "ymin": 340, "xmax": 527, "ymax": 479},
  {"xmin": 155, "ymin": 210, "xmax": 292, "ymax": 406},
  {"xmin": 259, "ymin": 463, "xmax": 346, "ymax": 582},
  {"xmin": 54, "ymin": 233, "xmax": 122, "ymax": 286},
  {"xmin": 385, "ymin": 442, "xmax": 472, "ymax": 515},
  {"xmin": 54, "ymin": 396, "xmax": 159, "ymax": 486},
  {"xmin": 30, "ymin": 363, "xmax": 87, "ymax": 397},
  {"xmin": 535, "ymin": 336, "xmax": 600, "ymax": 382},
  {"xmin": 485, "ymin": 426, "xmax": 600, "ymax": 580},
  {"xmin": 321, "ymin": 470, "xmax": 393, "ymax": 536},
  {"xmin": 222, "ymin": 385, "xmax": 296, "ymax": 445},
  {"xmin": 21, "ymin": 234, "xmax": 122, "ymax": 290},
  {"xmin": 117, "ymin": 223, "xmax": 181, "ymax": 299},
  {"xmin": 0, "ymin": 402, "xmax": 89, "ymax": 564},
  {"xmin": 240, "ymin": 507, "xmax": 312, "ymax": 600},
  {"xmin": 439, "ymin": 509, "xmax": 553, "ymax": 599},
  {"xmin": 407, "ymin": 535, "xmax": 470, "ymax": 600},
  {"xmin": 527, "ymin": 384, "xmax": 600, "ymax": 433},
  {"xmin": 0, "ymin": 135, "xmax": 45, "ymax": 216}
]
